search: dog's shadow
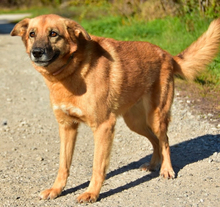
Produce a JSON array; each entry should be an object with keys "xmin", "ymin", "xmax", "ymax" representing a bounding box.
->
[{"xmin": 62, "ymin": 134, "xmax": 220, "ymax": 200}]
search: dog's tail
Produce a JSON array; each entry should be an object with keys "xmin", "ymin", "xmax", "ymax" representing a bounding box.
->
[{"xmin": 173, "ymin": 18, "xmax": 220, "ymax": 80}]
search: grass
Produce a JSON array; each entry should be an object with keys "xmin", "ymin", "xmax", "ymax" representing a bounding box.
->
[
  {"xmin": 81, "ymin": 15, "xmax": 211, "ymax": 54},
  {"xmin": 3, "ymin": 5, "xmax": 220, "ymax": 87}
]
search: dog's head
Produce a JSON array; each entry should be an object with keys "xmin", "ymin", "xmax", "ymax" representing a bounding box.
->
[{"xmin": 11, "ymin": 14, "xmax": 91, "ymax": 75}]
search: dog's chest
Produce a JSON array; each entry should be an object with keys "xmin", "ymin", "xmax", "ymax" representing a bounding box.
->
[
  {"xmin": 52, "ymin": 103, "xmax": 85, "ymax": 124},
  {"xmin": 53, "ymin": 104, "xmax": 83, "ymax": 117}
]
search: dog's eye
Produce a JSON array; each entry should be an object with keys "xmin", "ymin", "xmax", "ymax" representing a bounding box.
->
[
  {"xmin": 29, "ymin": 32, "xmax": 35, "ymax": 38},
  {"xmin": 50, "ymin": 31, "xmax": 58, "ymax": 37}
]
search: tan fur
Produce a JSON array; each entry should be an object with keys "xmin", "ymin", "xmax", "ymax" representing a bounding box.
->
[
  {"xmin": 174, "ymin": 18, "xmax": 220, "ymax": 80},
  {"xmin": 11, "ymin": 14, "xmax": 220, "ymax": 203}
]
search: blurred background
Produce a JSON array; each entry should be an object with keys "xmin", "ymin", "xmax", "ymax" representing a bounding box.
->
[
  {"xmin": 1, "ymin": 0, "xmax": 220, "ymax": 19},
  {"xmin": 1, "ymin": 0, "xmax": 220, "ymax": 52}
]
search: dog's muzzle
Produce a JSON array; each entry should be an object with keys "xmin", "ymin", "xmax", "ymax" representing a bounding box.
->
[{"xmin": 31, "ymin": 47, "xmax": 59, "ymax": 67}]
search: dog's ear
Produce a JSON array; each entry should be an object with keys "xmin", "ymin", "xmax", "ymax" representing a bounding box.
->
[
  {"xmin": 65, "ymin": 19, "xmax": 91, "ymax": 42},
  {"xmin": 10, "ymin": 18, "xmax": 30, "ymax": 37}
]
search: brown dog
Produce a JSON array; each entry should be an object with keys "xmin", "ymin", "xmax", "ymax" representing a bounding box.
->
[{"xmin": 11, "ymin": 14, "xmax": 220, "ymax": 203}]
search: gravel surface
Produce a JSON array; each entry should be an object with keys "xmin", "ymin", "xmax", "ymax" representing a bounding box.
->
[{"xmin": 0, "ymin": 34, "xmax": 220, "ymax": 207}]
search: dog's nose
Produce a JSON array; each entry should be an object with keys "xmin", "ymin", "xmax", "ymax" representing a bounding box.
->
[{"xmin": 32, "ymin": 47, "xmax": 45, "ymax": 58}]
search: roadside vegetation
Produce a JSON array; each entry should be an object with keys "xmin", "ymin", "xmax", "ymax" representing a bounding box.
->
[{"xmin": 1, "ymin": 0, "xmax": 220, "ymax": 92}]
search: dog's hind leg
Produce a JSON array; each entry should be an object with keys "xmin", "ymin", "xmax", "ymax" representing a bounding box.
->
[
  {"xmin": 123, "ymin": 100, "xmax": 161, "ymax": 172},
  {"xmin": 146, "ymin": 74, "xmax": 175, "ymax": 179},
  {"xmin": 123, "ymin": 72, "xmax": 175, "ymax": 179}
]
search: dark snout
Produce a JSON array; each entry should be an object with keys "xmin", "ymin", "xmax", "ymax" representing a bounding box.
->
[
  {"xmin": 32, "ymin": 47, "xmax": 45, "ymax": 58},
  {"xmin": 30, "ymin": 46, "xmax": 60, "ymax": 67}
]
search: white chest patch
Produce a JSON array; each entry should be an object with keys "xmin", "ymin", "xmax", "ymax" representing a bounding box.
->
[{"xmin": 53, "ymin": 104, "xmax": 83, "ymax": 117}]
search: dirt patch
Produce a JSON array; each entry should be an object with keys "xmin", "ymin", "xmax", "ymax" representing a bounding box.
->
[{"xmin": 175, "ymin": 78, "xmax": 220, "ymax": 126}]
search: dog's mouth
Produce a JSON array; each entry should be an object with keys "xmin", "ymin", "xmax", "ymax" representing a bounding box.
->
[
  {"xmin": 34, "ymin": 53, "xmax": 60, "ymax": 67},
  {"xmin": 31, "ymin": 48, "xmax": 60, "ymax": 67}
]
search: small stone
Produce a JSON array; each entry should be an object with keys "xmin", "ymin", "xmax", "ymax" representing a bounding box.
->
[
  {"xmin": 36, "ymin": 156, "xmax": 44, "ymax": 161},
  {"xmin": 208, "ymin": 158, "xmax": 213, "ymax": 163},
  {"xmin": 213, "ymin": 152, "xmax": 218, "ymax": 157},
  {"xmin": 2, "ymin": 120, "xmax": 7, "ymax": 126},
  {"xmin": 3, "ymin": 126, "xmax": 10, "ymax": 132},
  {"xmin": 7, "ymin": 98, "xmax": 12, "ymax": 102},
  {"xmin": 19, "ymin": 121, "xmax": 27, "ymax": 127}
]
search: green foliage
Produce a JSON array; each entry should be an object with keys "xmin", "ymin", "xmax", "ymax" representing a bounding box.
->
[
  {"xmin": 82, "ymin": 14, "xmax": 211, "ymax": 54},
  {"xmin": 69, "ymin": 0, "xmax": 107, "ymax": 6}
]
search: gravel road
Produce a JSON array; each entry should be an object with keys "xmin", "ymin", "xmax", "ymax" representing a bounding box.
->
[{"xmin": 0, "ymin": 32, "xmax": 220, "ymax": 207}]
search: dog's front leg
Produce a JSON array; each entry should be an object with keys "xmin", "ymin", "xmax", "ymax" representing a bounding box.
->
[
  {"xmin": 40, "ymin": 123, "xmax": 78, "ymax": 200},
  {"xmin": 77, "ymin": 114, "xmax": 116, "ymax": 203}
]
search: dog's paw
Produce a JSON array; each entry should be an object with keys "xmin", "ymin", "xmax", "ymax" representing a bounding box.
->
[
  {"xmin": 39, "ymin": 188, "xmax": 62, "ymax": 200},
  {"xmin": 160, "ymin": 168, "xmax": 175, "ymax": 179},
  {"xmin": 77, "ymin": 192, "xmax": 98, "ymax": 203},
  {"xmin": 139, "ymin": 162, "xmax": 160, "ymax": 172}
]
